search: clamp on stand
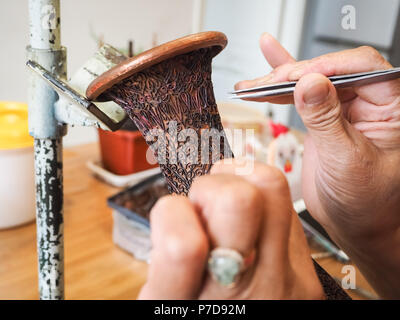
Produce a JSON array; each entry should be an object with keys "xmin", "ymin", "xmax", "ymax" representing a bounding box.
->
[{"xmin": 27, "ymin": 0, "xmax": 127, "ymax": 299}]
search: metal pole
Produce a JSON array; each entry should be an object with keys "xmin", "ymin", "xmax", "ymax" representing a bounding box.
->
[{"xmin": 28, "ymin": 0, "xmax": 67, "ymax": 300}]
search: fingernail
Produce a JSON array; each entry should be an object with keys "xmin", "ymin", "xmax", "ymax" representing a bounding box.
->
[{"xmin": 303, "ymin": 81, "xmax": 330, "ymax": 106}]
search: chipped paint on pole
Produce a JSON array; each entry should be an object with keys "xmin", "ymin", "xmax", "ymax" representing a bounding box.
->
[
  {"xmin": 34, "ymin": 139, "xmax": 64, "ymax": 299},
  {"xmin": 28, "ymin": 0, "xmax": 66, "ymax": 300},
  {"xmin": 29, "ymin": 0, "xmax": 61, "ymax": 50},
  {"xmin": 28, "ymin": 0, "xmax": 66, "ymax": 139}
]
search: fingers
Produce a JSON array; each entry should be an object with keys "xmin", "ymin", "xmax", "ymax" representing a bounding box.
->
[
  {"xmin": 235, "ymin": 63, "xmax": 298, "ymax": 92},
  {"xmin": 138, "ymin": 195, "xmax": 208, "ymax": 300},
  {"xmin": 235, "ymin": 94, "xmax": 294, "ymax": 105},
  {"xmin": 235, "ymin": 45, "xmax": 394, "ymax": 105},
  {"xmin": 286, "ymin": 211, "xmax": 325, "ymax": 300},
  {"xmin": 210, "ymin": 161, "xmax": 293, "ymax": 270},
  {"xmin": 189, "ymin": 174, "xmax": 263, "ymax": 255},
  {"xmin": 259, "ymin": 33, "xmax": 295, "ymax": 68},
  {"xmin": 209, "ymin": 160, "xmax": 323, "ymax": 299},
  {"xmin": 285, "ymin": 46, "xmax": 392, "ymax": 81},
  {"xmin": 234, "ymin": 33, "xmax": 296, "ymax": 104},
  {"xmin": 354, "ymin": 79, "xmax": 400, "ymax": 106},
  {"xmin": 293, "ymin": 73, "xmax": 355, "ymax": 158},
  {"xmin": 282, "ymin": 46, "xmax": 397, "ymax": 105},
  {"xmin": 188, "ymin": 174, "xmax": 263, "ymax": 298},
  {"xmin": 234, "ymin": 73, "xmax": 275, "ymax": 91}
]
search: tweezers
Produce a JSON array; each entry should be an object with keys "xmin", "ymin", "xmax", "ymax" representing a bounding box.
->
[{"xmin": 230, "ymin": 67, "xmax": 400, "ymax": 99}]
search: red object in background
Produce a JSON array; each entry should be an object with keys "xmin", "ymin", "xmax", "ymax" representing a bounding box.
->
[
  {"xmin": 284, "ymin": 160, "xmax": 292, "ymax": 173},
  {"xmin": 98, "ymin": 126, "xmax": 158, "ymax": 175},
  {"xmin": 269, "ymin": 121, "xmax": 289, "ymax": 138}
]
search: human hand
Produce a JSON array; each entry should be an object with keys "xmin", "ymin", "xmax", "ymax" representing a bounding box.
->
[
  {"xmin": 138, "ymin": 161, "xmax": 324, "ymax": 300},
  {"xmin": 235, "ymin": 33, "xmax": 400, "ymax": 298}
]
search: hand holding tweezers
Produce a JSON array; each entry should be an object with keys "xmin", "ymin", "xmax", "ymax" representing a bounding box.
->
[{"xmin": 230, "ymin": 67, "xmax": 400, "ymax": 99}]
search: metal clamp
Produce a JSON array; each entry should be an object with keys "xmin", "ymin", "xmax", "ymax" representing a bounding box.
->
[{"xmin": 27, "ymin": 46, "xmax": 67, "ymax": 139}]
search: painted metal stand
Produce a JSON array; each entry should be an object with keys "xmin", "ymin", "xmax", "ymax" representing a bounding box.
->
[
  {"xmin": 33, "ymin": 139, "xmax": 64, "ymax": 299},
  {"xmin": 28, "ymin": 0, "xmax": 66, "ymax": 300},
  {"xmin": 27, "ymin": 0, "xmax": 129, "ymax": 299}
]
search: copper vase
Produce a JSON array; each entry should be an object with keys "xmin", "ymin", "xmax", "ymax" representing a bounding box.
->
[{"xmin": 87, "ymin": 32, "xmax": 232, "ymax": 195}]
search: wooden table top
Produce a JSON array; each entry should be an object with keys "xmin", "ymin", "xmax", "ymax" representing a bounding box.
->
[{"xmin": 0, "ymin": 143, "xmax": 376, "ymax": 300}]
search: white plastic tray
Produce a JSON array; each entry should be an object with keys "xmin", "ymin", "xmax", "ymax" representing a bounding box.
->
[{"xmin": 86, "ymin": 160, "xmax": 161, "ymax": 188}]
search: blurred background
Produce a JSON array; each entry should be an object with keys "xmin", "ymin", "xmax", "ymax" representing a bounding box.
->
[
  {"xmin": 2, "ymin": 0, "xmax": 396, "ymax": 300},
  {"xmin": 1, "ymin": 0, "xmax": 400, "ymax": 145}
]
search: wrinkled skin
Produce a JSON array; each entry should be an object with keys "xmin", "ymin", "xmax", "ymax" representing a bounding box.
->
[
  {"xmin": 235, "ymin": 33, "xmax": 400, "ymax": 299},
  {"xmin": 139, "ymin": 33, "xmax": 400, "ymax": 300},
  {"xmin": 139, "ymin": 161, "xmax": 324, "ymax": 299}
]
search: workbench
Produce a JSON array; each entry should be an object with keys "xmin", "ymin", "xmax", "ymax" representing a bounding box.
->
[{"xmin": 0, "ymin": 143, "xmax": 376, "ymax": 300}]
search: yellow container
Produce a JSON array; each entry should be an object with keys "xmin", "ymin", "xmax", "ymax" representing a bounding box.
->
[
  {"xmin": 0, "ymin": 102, "xmax": 35, "ymax": 229},
  {"xmin": 0, "ymin": 101, "xmax": 33, "ymax": 150}
]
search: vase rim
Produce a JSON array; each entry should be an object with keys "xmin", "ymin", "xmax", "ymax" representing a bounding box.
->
[{"xmin": 86, "ymin": 31, "xmax": 227, "ymax": 101}]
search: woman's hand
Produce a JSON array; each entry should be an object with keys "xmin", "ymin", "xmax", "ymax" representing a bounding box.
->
[
  {"xmin": 139, "ymin": 161, "xmax": 324, "ymax": 300},
  {"xmin": 235, "ymin": 33, "xmax": 400, "ymax": 298}
]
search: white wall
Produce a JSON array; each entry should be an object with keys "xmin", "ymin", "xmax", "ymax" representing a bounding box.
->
[
  {"xmin": 201, "ymin": 0, "xmax": 306, "ymax": 124},
  {"xmin": 0, "ymin": 0, "xmax": 194, "ymax": 146},
  {"xmin": 1, "ymin": 0, "xmax": 305, "ymax": 146}
]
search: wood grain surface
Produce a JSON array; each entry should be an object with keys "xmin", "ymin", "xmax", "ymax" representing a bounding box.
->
[
  {"xmin": 0, "ymin": 143, "xmax": 147, "ymax": 300},
  {"xmin": 0, "ymin": 143, "xmax": 376, "ymax": 300}
]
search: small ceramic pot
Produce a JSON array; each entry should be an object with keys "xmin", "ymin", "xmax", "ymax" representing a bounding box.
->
[{"xmin": 98, "ymin": 120, "xmax": 158, "ymax": 175}]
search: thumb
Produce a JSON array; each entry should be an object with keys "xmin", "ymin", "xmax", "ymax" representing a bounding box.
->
[{"xmin": 294, "ymin": 73, "xmax": 353, "ymax": 155}]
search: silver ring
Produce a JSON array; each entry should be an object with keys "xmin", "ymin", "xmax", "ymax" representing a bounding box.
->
[{"xmin": 208, "ymin": 247, "xmax": 255, "ymax": 288}]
